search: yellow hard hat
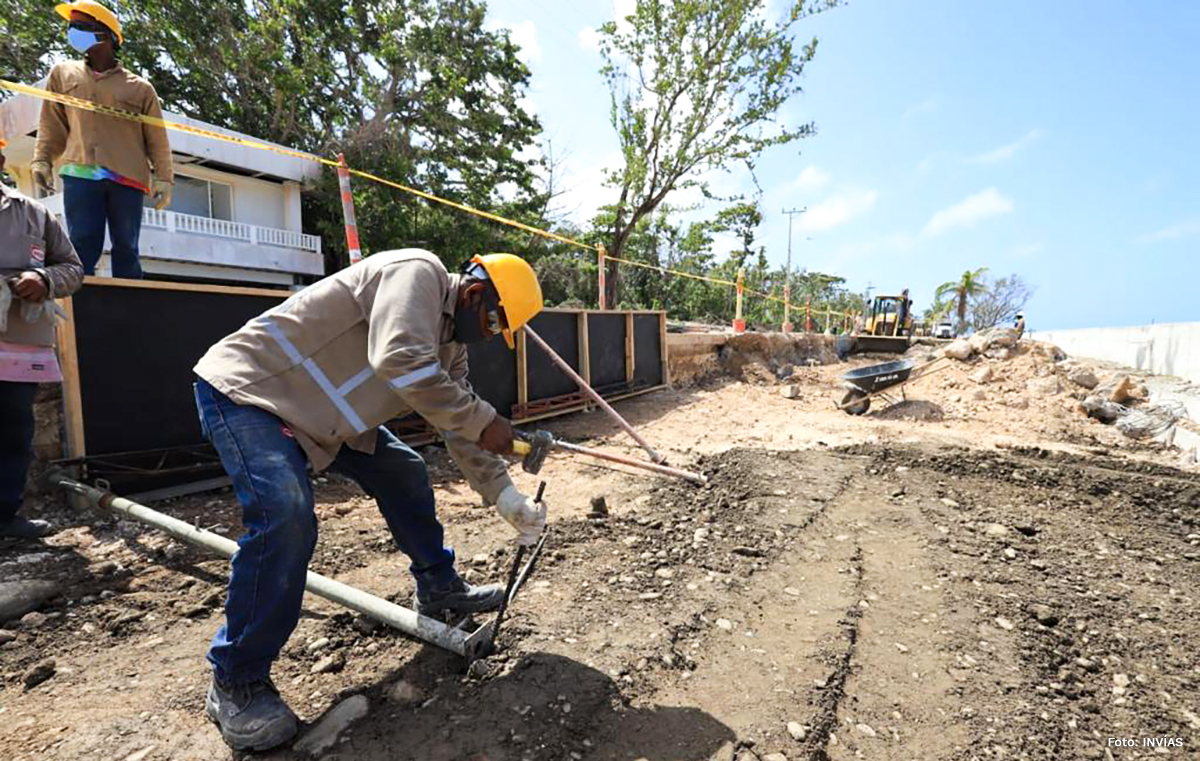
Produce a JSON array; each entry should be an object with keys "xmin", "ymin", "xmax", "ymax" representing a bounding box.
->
[
  {"xmin": 56, "ymin": 1, "xmax": 124, "ymax": 45},
  {"xmin": 470, "ymin": 254, "xmax": 543, "ymax": 349}
]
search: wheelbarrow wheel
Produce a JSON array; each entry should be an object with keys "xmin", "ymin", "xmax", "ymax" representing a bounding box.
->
[{"xmin": 840, "ymin": 389, "xmax": 871, "ymax": 415}]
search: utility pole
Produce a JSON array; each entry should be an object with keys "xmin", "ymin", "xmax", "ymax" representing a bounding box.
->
[{"xmin": 782, "ymin": 207, "xmax": 806, "ymax": 332}]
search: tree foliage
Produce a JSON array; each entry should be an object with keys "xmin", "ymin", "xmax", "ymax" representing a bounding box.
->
[
  {"xmin": 970, "ymin": 273, "xmax": 1034, "ymax": 331},
  {"xmin": 935, "ymin": 267, "xmax": 989, "ymax": 335},
  {"xmin": 596, "ymin": 0, "xmax": 836, "ymax": 305},
  {"xmin": 2, "ymin": 0, "xmax": 546, "ymax": 274}
]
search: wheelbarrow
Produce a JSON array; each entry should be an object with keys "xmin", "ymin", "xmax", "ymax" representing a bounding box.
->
[{"xmin": 835, "ymin": 357, "xmax": 951, "ymax": 415}]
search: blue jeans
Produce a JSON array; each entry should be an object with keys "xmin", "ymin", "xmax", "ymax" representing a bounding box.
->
[
  {"xmin": 193, "ymin": 378, "xmax": 457, "ymax": 683},
  {"xmin": 0, "ymin": 382, "xmax": 38, "ymax": 522},
  {"xmin": 62, "ymin": 175, "xmax": 146, "ymax": 278}
]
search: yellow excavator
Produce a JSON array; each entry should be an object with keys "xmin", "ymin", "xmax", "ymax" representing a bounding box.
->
[{"xmin": 857, "ymin": 288, "xmax": 913, "ymax": 353}]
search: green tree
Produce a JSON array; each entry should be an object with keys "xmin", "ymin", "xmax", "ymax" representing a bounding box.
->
[
  {"xmin": 4, "ymin": 0, "xmax": 546, "ymax": 275},
  {"xmin": 595, "ymin": 0, "xmax": 837, "ymax": 306},
  {"xmin": 935, "ymin": 267, "xmax": 989, "ymax": 335}
]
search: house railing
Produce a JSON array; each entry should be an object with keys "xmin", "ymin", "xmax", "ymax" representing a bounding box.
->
[{"xmin": 141, "ymin": 208, "xmax": 322, "ymax": 255}]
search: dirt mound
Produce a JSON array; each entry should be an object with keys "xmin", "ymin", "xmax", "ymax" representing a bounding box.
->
[{"xmin": 874, "ymin": 399, "xmax": 945, "ymax": 421}]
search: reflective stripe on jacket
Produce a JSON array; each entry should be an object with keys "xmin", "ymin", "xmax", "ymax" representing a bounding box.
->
[{"xmin": 194, "ymin": 249, "xmax": 513, "ymax": 502}]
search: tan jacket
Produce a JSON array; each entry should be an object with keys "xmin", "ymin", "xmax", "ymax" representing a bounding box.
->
[
  {"xmin": 34, "ymin": 61, "xmax": 173, "ymax": 190},
  {"xmin": 0, "ymin": 183, "xmax": 83, "ymax": 346},
  {"xmin": 195, "ymin": 249, "xmax": 513, "ymax": 503}
]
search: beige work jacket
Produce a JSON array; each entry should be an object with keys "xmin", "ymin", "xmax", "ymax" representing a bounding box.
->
[
  {"xmin": 34, "ymin": 61, "xmax": 173, "ymax": 190},
  {"xmin": 194, "ymin": 249, "xmax": 513, "ymax": 502}
]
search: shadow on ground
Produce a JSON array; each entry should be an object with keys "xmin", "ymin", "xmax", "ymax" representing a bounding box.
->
[{"xmin": 259, "ymin": 648, "xmax": 735, "ymax": 761}]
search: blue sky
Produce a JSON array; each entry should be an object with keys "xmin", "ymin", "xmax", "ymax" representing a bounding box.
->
[{"xmin": 485, "ymin": 0, "xmax": 1198, "ymax": 330}]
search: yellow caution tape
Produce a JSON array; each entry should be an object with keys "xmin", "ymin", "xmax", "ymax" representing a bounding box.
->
[{"xmin": 2, "ymin": 79, "xmax": 850, "ymax": 318}]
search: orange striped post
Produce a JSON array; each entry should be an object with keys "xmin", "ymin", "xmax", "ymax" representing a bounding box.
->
[
  {"xmin": 805, "ymin": 299, "xmax": 812, "ymax": 333},
  {"xmin": 337, "ymin": 153, "xmax": 363, "ymax": 266},
  {"xmin": 733, "ymin": 268, "xmax": 746, "ymax": 333}
]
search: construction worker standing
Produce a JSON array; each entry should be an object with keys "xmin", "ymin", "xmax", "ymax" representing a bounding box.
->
[
  {"xmin": 193, "ymin": 250, "xmax": 547, "ymax": 751},
  {"xmin": 0, "ymin": 137, "xmax": 84, "ymax": 539},
  {"xmin": 32, "ymin": 1, "xmax": 173, "ymax": 278},
  {"xmin": 1014, "ymin": 311, "xmax": 1026, "ymax": 340}
]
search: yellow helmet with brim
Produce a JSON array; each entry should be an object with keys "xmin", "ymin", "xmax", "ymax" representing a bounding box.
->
[{"xmin": 469, "ymin": 254, "xmax": 543, "ymax": 349}]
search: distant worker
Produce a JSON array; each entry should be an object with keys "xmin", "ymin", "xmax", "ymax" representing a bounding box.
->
[
  {"xmin": 32, "ymin": 1, "xmax": 173, "ymax": 279},
  {"xmin": 1014, "ymin": 311, "xmax": 1026, "ymax": 340},
  {"xmin": 193, "ymin": 250, "xmax": 548, "ymax": 751},
  {"xmin": 0, "ymin": 137, "xmax": 84, "ymax": 539}
]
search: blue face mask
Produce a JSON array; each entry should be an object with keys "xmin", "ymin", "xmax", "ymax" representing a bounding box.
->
[{"xmin": 68, "ymin": 27, "xmax": 104, "ymax": 54}]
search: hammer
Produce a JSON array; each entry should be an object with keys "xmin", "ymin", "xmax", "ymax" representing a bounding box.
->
[{"xmin": 510, "ymin": 429, "xmax": 707, "ymax": 484}]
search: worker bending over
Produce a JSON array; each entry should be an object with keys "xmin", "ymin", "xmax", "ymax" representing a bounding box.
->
[{"xmin": 193, "ymin": 250, "xmax": 547, "ymax": 751}]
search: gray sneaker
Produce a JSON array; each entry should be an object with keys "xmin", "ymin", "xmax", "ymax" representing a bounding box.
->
[
  {"xmin": 206, "ymin": 675, "xmax": 298, "ymax": 751},
  {"xmin": 414, "ymin": 578, "xmax": 505, "ymax": 617},
  {"xmin": 0, "ymin": 517, "xmax": 53, "ymax": 539}
]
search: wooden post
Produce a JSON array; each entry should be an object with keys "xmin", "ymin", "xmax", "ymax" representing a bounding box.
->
[
  {"xmin": 659, "ymin": 312, "xmax": 670, "ymax": 388},
  {"xmin": 515, "ymin": 328, "xmax": 529, "ymax": 412},
  {"xmin": 579, "ymin": 312, "xmax": 592, "ymax": 410},
  {"xmin": 55, "ymin": 296, "xmax": 85, "ymax": 461},
  {"xmin": 733, "ymin": 268, "xmax": 746, "ymax": 333},
  {"xmin": 805, "ymin": 298, "xmax": 812, "ymax": 333},
  {"xmin": 597, "ymin": 244, "xmax": 607, "ymax": 310},
  {"xmin": 625, "ymin": 312, "xmax": 635, "ymax": 385}
]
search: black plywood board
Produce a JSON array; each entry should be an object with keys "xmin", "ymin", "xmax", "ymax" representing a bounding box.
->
[
  {"xmin": 465, "ymin": 338, "xmax": 516, "ymax": 418},
  {"xmin": 633, "ymin": 314, "xmax": 663, "ymax": 387},
  {"xmin": 72, "ymin": 286, "xmax": 286, "ymax": 455},
  {"xmin": 525, "ymin": 312, "xmax": 580, "ymax": 400},
  {"xmin": 588, "ymin": 313, "xmax": 627, "ymax": 388}
]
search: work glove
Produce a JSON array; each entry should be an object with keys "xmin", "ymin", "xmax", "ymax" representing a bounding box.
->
[
  {"xmin": 496, "ymin": 485, "xmax": 546, "ymax": 546},
  {"xmin": 152, "ymin": 179, "xmax": 173, "ymax": 211},
  {"xmin": 30, "ymin": 160, "xmax": 55, "ymax": 196}
]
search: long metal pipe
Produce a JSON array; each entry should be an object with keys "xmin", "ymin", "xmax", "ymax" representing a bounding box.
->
[
  {"xmin": 46, "ymin": 471, "xmax": 494, "ymax": 661},
  {"xmin": 522, "ymin": 324, "xmax": 666, "ymax": 464},
  {"xmin": 550, "ymin": 438, "xmax": 707, "ymax": 484}
]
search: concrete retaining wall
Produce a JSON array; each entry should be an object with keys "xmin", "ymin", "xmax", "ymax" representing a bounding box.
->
[{"xmin": 1036, "ymin": 322, "xmax": 1200, "ymax": 384}]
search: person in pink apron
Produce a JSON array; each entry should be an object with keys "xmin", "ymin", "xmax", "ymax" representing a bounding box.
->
[{"xmin": 0, "ymin": 137, "xmax": 84, "ymax": 539}]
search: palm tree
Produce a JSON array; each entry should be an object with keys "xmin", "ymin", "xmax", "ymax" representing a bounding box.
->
[{"xmin": 935, "ymin": 268, "xmax": 989, "ymax": 335}]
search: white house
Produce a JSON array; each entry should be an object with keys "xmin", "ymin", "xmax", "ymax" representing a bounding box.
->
[{"xmin": 0, "ymin": 90, "xmax": 324, "ymax": 286}]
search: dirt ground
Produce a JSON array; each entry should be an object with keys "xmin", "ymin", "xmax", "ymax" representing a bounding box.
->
[{"xmin": 3, "ymin": 341, "xmax": 1200, "ymax": 761}]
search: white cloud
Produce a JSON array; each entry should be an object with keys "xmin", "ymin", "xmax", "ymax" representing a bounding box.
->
[
  {"xmin": 614, "ymin": 0, "xmax": 638, "ymax": 32},
  {"xmin": 967, "ymin": 129, "xmax": 1043, "ymax": 164},
  {"xmin": 578, "ymin": 26, "xmax": 602, "ymax": 52},
  {"xmin": 559, "ymin": 151, "xmax": 624, "ymax": 223},
  {"xmin": 798, "ymin": 190, "xmax": 879, "ymax": 232},
  {"xmin": 923, "ymin": 188, "xmax": 1014, "ymax": 236},
  {"xmin": 902, "ymin": 96, "xmax": 938, "ymax": 122},
  {"xmin": 491, "ymin": 19, "xmax": 542, "ymax": 65},
  {"xmin": 793, "ymin": 165, "xmax": 831, "ymax": 193},
  {"xmin": 1136, "ymin": 220, "xmax": 1200, "ymax": 244},
  {"xmin": 1013, "ymin": 241, "xmax": 1044, "ymax": 258}
]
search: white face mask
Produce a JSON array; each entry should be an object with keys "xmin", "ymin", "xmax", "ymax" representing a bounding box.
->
[{"xmin": 68, "ymin": 26, "xmax": 105, "ymax": 54}]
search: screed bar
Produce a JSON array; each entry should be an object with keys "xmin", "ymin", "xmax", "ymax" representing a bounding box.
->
[
  {"xmin": 45, "ymin": 471, "xmax": 495, "ymax": 661},
  {"xmin": 522, "ymin": 324, "xmax": 666, "ymax": 464}
]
